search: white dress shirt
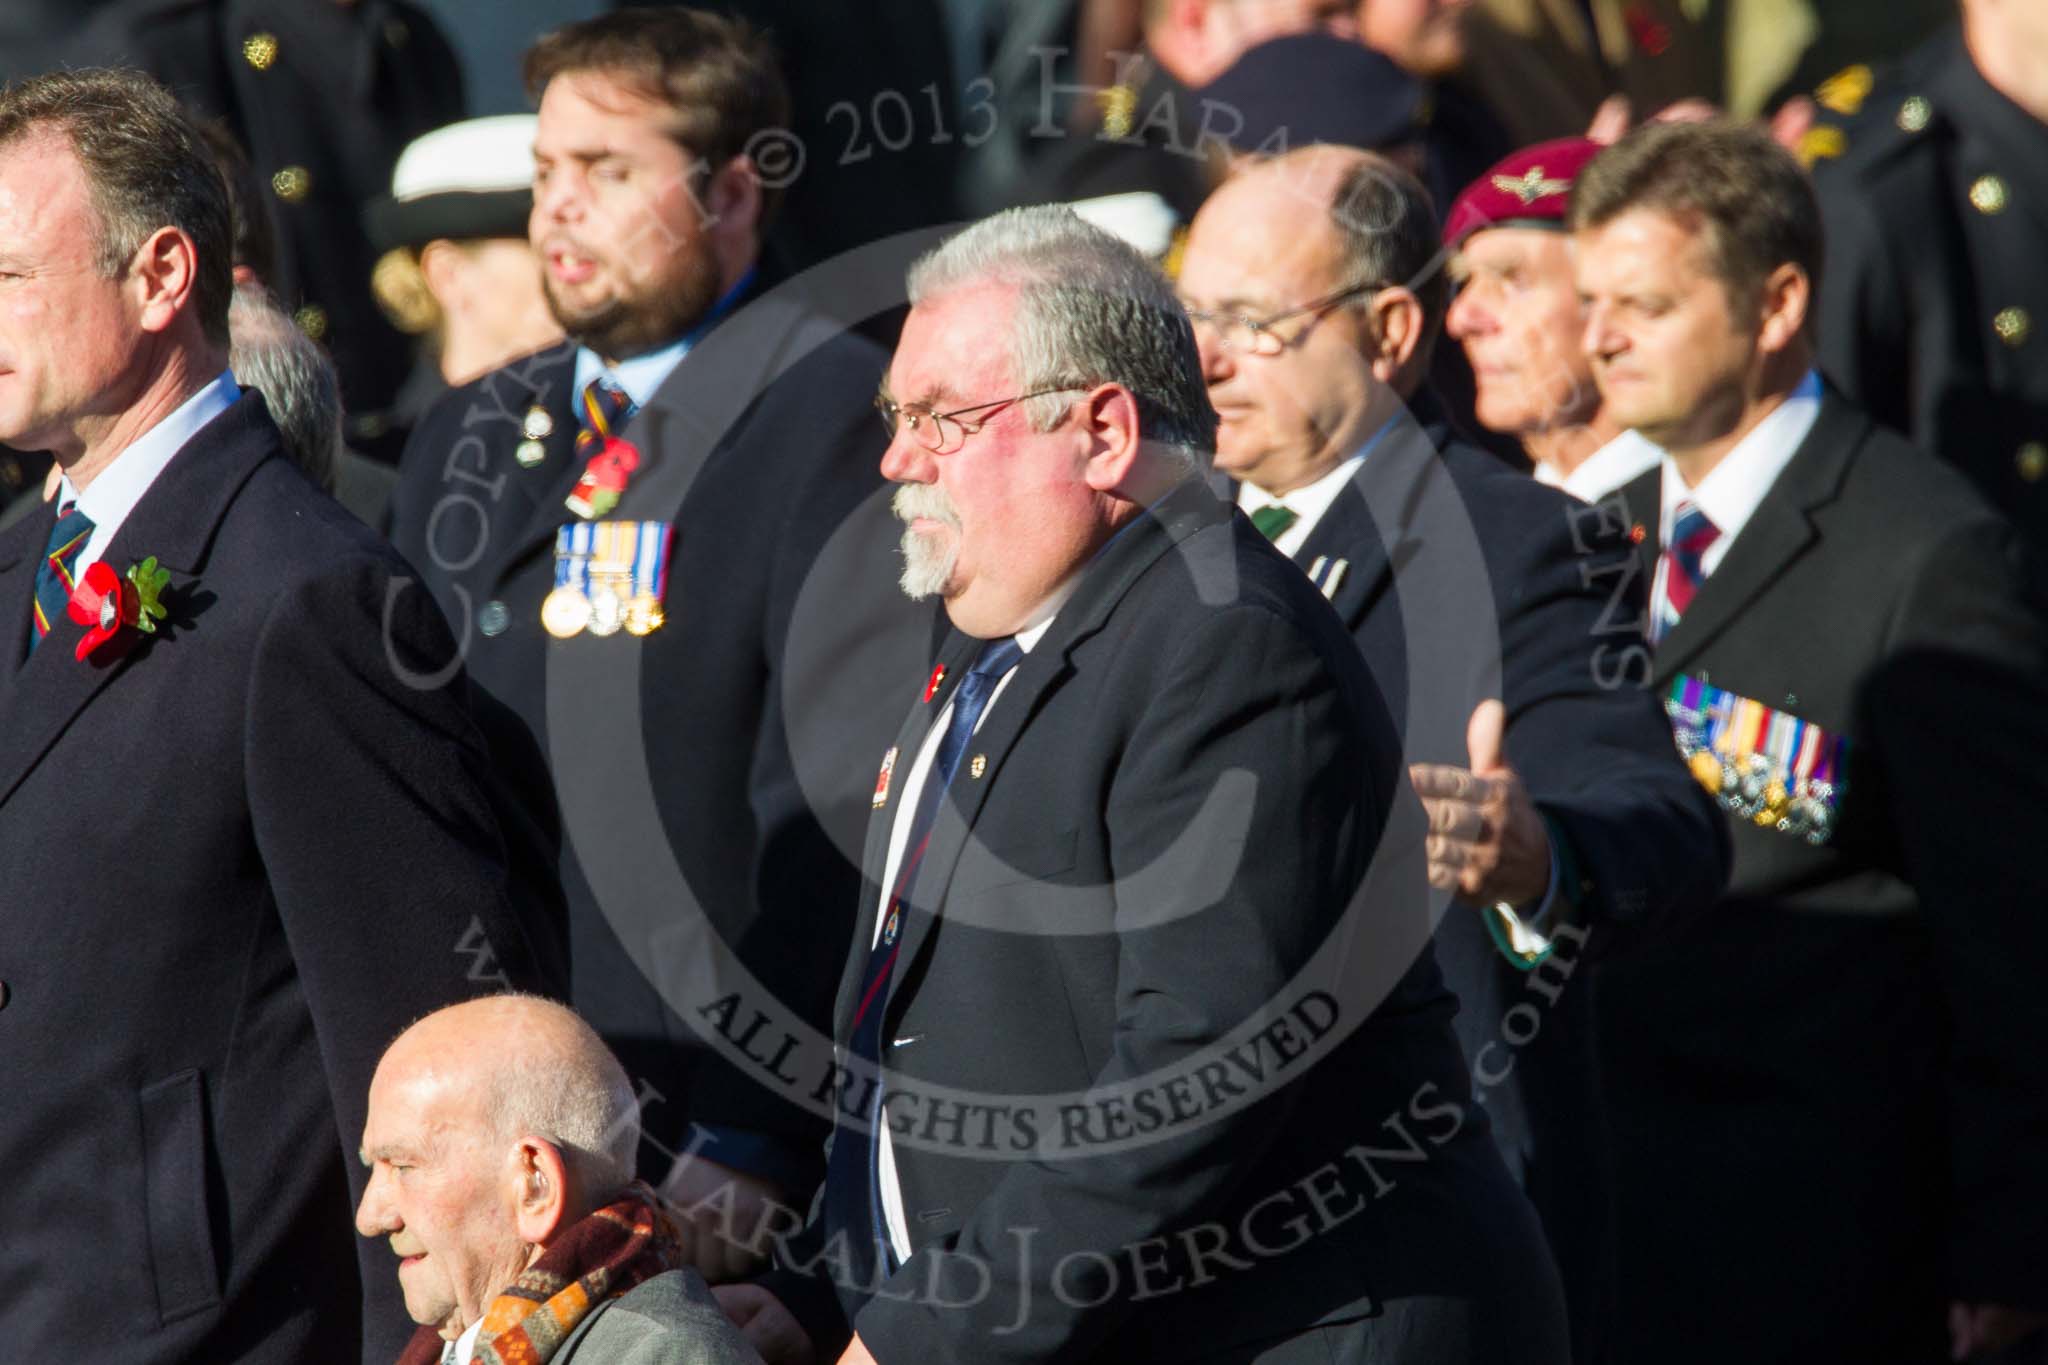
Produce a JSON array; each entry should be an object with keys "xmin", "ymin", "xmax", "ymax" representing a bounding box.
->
[
  {"xmin": 571, "ymin": 335, "xmax": 691, "ymax": 414},
  {"xmin": 1235, "ymin": 415, "xmax": 1397, "ymax": 556},
  {"xmin": 1535, "ymin": 427, "xmax": 1663, "ymax": 503},
  {"xmin": 1653, "ymin": 370, "xmax": 1823, "ymax": 599},
  {"xmin": 448, "ymin": 1317, "xmax": 483, "ymax": 1364},
  {"xmin": 871, "ymin": 611, "xmax": 1057, "ymax": 1263},
  {"xmin": 56, "ymin": 371, "xmax": 239, "ymax": 575}
]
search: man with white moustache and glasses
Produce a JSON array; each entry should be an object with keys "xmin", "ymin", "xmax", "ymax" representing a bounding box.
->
[{"xmin": 714, "ymin": 204, "xmax": 1566, "ymax": 1365}]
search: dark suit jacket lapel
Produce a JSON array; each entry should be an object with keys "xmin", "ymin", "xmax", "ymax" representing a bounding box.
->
[
  {"xmin": 491, "ymin": 344, "xmax": 586, "ymax": 581},
  {"xmin": 885, "ymin": 481, "xmax": 1230, "ymax": 1005},
  {"xmin": 1618, "ymin": 465, "xmax": 1664, "ymax": 625},
  {"xmin": 0, "ymin": 392, "xmax": 275, "ymax": 808},
  {"xmin": 1650, "ymin": 393, "xmax": 1865, "ymax": 680},
  {"xmin": 1290, "ymin": 409, "xmax": 1455, "ymax": 632},
  {"xmin": 835, "ymin": 631, "xmax": 981, "ymax": 1037},
  {"xmin": 0, "ymin": 510, "xmax": 40, "ymax": 678}
]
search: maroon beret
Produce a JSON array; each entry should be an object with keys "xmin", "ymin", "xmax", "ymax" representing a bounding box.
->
[{"xmin": 1442, "ymin": 137, "xmax": 1604, "ymax": 246}]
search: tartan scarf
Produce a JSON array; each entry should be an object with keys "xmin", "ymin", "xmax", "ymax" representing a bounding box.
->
[{"xmin": 396, "ymin": 1183, "xmax": 682, "ymax": 1365}]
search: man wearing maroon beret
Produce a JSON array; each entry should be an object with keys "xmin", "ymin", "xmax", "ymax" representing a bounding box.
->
[{"xmin": 1443, "ymin": 137, "xmax": 1662, "ymax": 503}]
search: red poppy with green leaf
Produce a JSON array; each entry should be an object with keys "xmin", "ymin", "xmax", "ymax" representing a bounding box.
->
[{"xmin": 67, "ymin": 555, "xmax": 171, "ymax": 662}]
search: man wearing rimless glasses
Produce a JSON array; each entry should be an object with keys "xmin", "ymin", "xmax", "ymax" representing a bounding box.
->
[{"xmin": 1177, "ymin": 145, "xmax": 1724, "ymax": 1365}]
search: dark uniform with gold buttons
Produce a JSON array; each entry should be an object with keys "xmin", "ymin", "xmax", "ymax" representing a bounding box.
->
[
  {"xmin": 0, "ymin": 0, "xmax": 465, "ymax": 461},
  {"xmin": 0, "ymin": 448, "xmax": 53, "ymax": 533},
  {"xmin": 1809, "ymin": 23, "xmax": 2048, "ymax": 598}
]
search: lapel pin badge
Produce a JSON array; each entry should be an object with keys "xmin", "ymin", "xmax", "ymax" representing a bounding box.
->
[
  {"xmin": 969, "ymin": 754, "xmax": 987, "ymax": 780},
  {"xmin": 517, "ymin": 405, "xmax": 553, "ymax": 468},
  {"xmin": 873, "ymin": 746, "xmax": 898, "ymax": 809},
  {"xmin": 1307, "ymin": 556, "xmax": 1349, "ymax": 600},
  {"xmin": 922, "ymin": 663, "xmax": 947, "ymax": 703}
]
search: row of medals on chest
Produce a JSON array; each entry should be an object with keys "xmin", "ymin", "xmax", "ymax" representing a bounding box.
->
[{"xmin": 523, "ymin": 404, "xmax": 666, "ymax": 639}]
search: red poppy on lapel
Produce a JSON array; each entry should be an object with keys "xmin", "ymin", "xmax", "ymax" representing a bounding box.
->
[{"xmin": 66, "ymin": 555, "xmax": 171, "ymax": 662}]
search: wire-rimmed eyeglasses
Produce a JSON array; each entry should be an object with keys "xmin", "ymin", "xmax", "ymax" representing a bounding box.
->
[
  {"xmin": 873, "ymin": 386, "xmax": 1086, "ymax": 452},
  {"xmin": 1183, "ymin": 279, "xmax": 1392, "ymax": 356}
]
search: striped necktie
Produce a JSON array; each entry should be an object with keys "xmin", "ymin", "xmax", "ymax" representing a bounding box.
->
[
  {"xmin": 825, "ymin": 635, "xmax": 1024, "ymax": 1293},
  {"xmin": 30, "ymin": 500, "xmax": 94, "ymax": 653},
  {"xmin": 1249, "ymin": 502, "xmax": 1298, "ymax": 541},
  {"xmin": 1654, "ymin": 499, "xmax": 1720, "ymax": 642},
  {"xmin": 576, "ymin": 376, "xmax": 635, "ymax": 459}
]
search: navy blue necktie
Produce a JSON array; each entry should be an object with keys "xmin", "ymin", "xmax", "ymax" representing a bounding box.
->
[
  {"xmin": 30, "ymin": 501, "xmax": 93, "ymax": 654},
  {"xmin": 825, "ymin": 635, "xmax": 1023, "ymax": 1289}
]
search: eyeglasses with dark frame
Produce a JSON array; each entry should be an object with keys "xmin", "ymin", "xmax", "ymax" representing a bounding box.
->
[
  {"xmin": 873, "ymin": 386, "xmax": 1086, "ymax": 453},
  {"xmin": 1182, "ymin": 279, "xmax": 1392, "ymax": 356}
]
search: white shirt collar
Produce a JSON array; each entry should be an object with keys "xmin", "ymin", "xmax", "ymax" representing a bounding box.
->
[
  {"xmin": 1545, "ymin": 427, "xmax": 1663, "ymax": 503},
  {"xmin": 449, "ymin": 1316, "xmax": 484, "ymax": 1364},
  {"xmin": 1657, "ymin": 370, "xmax": 1823, "ymax": 572},
  {"xmin": 1237, "ymin": 415, "xmax": 1398, "ymax": 557},
  {"xmin": 59, "ymin": 371, "xmax": 239, "ymax": 577},
  {"xmin": 1015, "ymin": 612, "xmax": 1057, "ymax": 653},
  {"xmin": 572, "ymin": 336, "xmax": 691, "ymax": 413}
]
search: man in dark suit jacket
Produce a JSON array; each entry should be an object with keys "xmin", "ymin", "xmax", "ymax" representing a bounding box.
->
[
  {"xmin": 1176, "ymin": 145, "xmax": 1726, "ymax": 1364},
  {"xmin": 1573, "ymin": 118, "xmax": 2048, "ymax": 1363},
  {"xmin": 0, "ymin": 70, "xmax": 553, "ymax": 1364},
  {"xmin": 390, "ymin": 8, "xmax": 928, "ymax": 1280},
  {"xmin": 718, "ymin": 205, "xmax": 1567, "ymax": 1365}
]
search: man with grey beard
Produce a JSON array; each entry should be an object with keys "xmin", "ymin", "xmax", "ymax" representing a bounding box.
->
[
  {"xmin": 717, "ymin": 204, "xmax": 1566, "ymax": 1365},
  {"xmin": 390, "ymin": 6, "xmax": 927, "ymax": 1287}
]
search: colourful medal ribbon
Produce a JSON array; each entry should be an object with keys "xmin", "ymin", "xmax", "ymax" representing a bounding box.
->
[
  {"xmin": 553, "ymin": 525, "xmax": 574, "ymax": 593},
  {"xmin": 572, "ymin": 520, "xmax": 595, "ymax": 598},
  {"xmin": 632, "ymin": 520, "xmax": 670, "ymax": 601}
]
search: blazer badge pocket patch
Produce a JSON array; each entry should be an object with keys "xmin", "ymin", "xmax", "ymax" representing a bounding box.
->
[
  {"xmin": 542, "ymin": 519, "xmax": 673, "ymax": 639},
  {"xmin": 1665, "ymin": 674, "xmax": 1848, "ymax": 846}
]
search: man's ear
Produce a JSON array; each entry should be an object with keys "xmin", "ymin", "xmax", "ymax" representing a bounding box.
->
[
  {"xmin": 509, "ymin": 1137, "xmax": 572, "ymax": 1246},
  {"xmin": 1755, "ymin": 262, "xmax": 1811, "ymax": 356},
  {"xmin": 131, "ymin": 225, "xmax": 202, "ymax": 336},
  {"xmin": 1077, "ymin": 384, "xmax": 1145, "ymax": 494},
  {"xmin": 1366, "ymin": 287, "xmax": 1428, "ymax": 385},
  {"xmin": 701, "ymin": 154, "xmax": 763, "ymax": 253}
]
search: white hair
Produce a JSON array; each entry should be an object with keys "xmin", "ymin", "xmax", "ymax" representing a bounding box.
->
[
  {"xmin": 479, "ymin": 996, "xmax": 640, "ymax": 1202},
  {"xmin": 228, "ymin": 285, "xmax": 342, "ymax": 494},
  {"xmin": 907, "ymin": 205, "xmax": 1217, "ymax": 468}
]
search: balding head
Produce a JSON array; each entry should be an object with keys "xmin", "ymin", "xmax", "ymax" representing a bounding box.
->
[
  {"xmin": 1178, "ymin": 146, "xmax": 1443, "ymax": 493},
  {"xmin": 355, "ymin": 995, "xmax": 641, "ymax": 1336}
]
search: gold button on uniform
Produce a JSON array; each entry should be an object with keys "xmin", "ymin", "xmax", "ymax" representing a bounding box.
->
[
  {"xmin": 1897, "ymin": 96, "xmax": 1931, "ymax": 133},
  {"xmin": 2017, "ymin": 443, "xmax": 2048, "ymax": 483},
  {"xmin": 1969, "ymin": 175, "xmax": 2008, "ymax": 215},
  {"xmin": 293, "ymin": 303, "xmax": 328, "ymax": 340},
  {"xmin": 272, "ymin": 165, "xmax": 311, "ymax": 203},
  {"xmin": 1994, "ymin": 307, "xmax": 2031, "ymax": 347},
  {"xmin": 242, "ymin": 31, "xmax": 279, "ymax": 71}
]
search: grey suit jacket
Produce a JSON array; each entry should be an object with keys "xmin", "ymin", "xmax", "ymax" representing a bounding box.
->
[{"xmin": 558, "ymin": 1270, "xmax": 761, "ymax": 1365}]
